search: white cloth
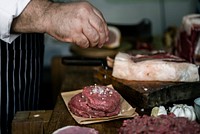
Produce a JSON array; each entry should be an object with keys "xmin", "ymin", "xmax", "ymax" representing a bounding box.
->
[{"xmin": 0, "ymin": 0, "xmax": 30, "ymax": 43}]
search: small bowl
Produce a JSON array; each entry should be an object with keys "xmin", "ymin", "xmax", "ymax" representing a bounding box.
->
[
  {"xmin": 194, "ymin": 97, "xmax": 200, "ymax": 121},
  {"xmin": 53, "ymin": 126, "xmax": 99, "ymax": 134}
]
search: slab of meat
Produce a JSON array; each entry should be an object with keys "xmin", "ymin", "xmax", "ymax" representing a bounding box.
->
[
  {"xmin": 118, "ymin": 114, "xmax": 200, "ymax": 134},
  {"xmin": 112, "ymin": 52, "xmax": 199, "ymax": 82},
  {"xmin": 68, "ymin": 85, "xmax": 121, "ymax": 118},
  {"xmin": 53, "ymin": 126, "xmax": 99, "ymax": 134},
  {"xmin": 176, "ymin": 14, "xmax": 200, "ymax": 64}
]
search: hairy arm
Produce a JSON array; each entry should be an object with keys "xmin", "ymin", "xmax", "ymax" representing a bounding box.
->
[
  {"xmin": 11, "ymin": 0, "xmax": 51, "ymax": 34},
  {"xmin": 11, "ymin": 0, "xmax": 109, "ymax": 48}
]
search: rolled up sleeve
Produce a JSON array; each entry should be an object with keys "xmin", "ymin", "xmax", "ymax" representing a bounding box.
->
[{"xmin": 0, "ymin": 0, "xmax": 30, "ymax": 43}]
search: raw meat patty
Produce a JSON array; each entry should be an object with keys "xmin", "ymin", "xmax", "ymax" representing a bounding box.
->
[
  {"xmin": 82, "ymin": 85, "xmax": 121, "ymax": 113},
  {"xmin": 68, "ymin": 85, "xmax": 121, "ymax": 118},
  {"xmin": 68, "ymin": 93, "xmax": 106, "ymax": 118}
]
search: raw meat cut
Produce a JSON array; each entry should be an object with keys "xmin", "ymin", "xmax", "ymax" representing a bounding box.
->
[
  {"xmin": 112, "ymin": 52, "xmax": 199, "ymax": 82},
  {"xmin": 68, "ymin": 85, "xmax": 121, "ymax": 118},
  {"xmin": 68, "ymin": 93, "xmax": 106, "ymax": 118},
  {"xmin": 82, "ymin": 85, "xmax": 121, "ymax": 112},
  {"xmin": 176, "ymin": 14, "xmax": 200, "ymax": 64},
  {"xmin": 103, "ymin": 26, "xmax": 121, "ymax": 49}
]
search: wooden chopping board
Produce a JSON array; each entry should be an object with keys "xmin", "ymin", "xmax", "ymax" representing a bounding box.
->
[{"xmin": 94, "ymin": 67, "xmax": 200, "ymax": 109}]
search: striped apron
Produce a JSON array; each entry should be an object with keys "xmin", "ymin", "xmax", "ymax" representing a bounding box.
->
[{"xmin": 0, "ymin": 33, "xmax": 44, "ymax": 134}]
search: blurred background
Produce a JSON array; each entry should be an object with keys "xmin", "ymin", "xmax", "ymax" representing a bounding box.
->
[
  {"xmin": 44, "ymin": 0, "xmax": 198, "ymax": 66},
  {"xmin": 40, "ymin": 0, "xmax": 200, "ymax": 109}
]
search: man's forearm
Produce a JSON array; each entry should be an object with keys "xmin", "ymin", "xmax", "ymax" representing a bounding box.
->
[{"xmin": 11, "ymin": 0, "xmax": 52, "ymax": 34}]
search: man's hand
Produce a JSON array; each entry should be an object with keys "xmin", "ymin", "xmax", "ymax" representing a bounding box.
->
[{"xmin": 11, "ymin": 0, "xmax": 109, "ymax": 48}]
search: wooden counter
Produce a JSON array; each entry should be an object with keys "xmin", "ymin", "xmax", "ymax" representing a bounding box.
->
[
  {"xmin": 46, "ymin": 94, "xmax": 127, "ymax": 134},
  {"xmin": 46, "ymin": 66, "xmax": 131, "ymax": 134},
  {"xmin": 12, "ymin": 58, "xmax": 199, "ymax": 134},
  {"xmin": 11, "ymin": 65, "xmax": 150, "ymax": 134}
]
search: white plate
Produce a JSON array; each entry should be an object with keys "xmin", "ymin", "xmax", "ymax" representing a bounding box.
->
[
  {"xmin": 53, "ymin": 126, "xmax": 99, "ymax": 134},
  {"xmin": 53, "ymin": 126, "xmax": 73, "ymax": 134}
]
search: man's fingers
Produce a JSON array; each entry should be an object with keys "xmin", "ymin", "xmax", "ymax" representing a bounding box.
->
[
  {"xmin": 82, "ymin": 22, "xmax": 99, "ymax": 47},
  {"xmin": 88, "ymin": 14, "xmax": 108, "ymax": 47},
  {"xmin": 73, "ymin": 34, "xmax": 90, "ymax": 48},
  {"xmin": 92, "ymin": 8, "xmax": 109, "ymax": 38}
]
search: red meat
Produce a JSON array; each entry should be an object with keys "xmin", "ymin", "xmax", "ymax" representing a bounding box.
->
[
  {"xmin": 82, "ymin": 85, "xmax": 121, "ymax": 113},
  {"xmin": 68, "ymin": 85, "xmax": 121, "ymax": 118},
  {"xmin": 68, "ymin": 93, "xmax": 106, "ymax": 118},
  {"xmin": 119, "ymin": 114, "xmax": 200, "ymax": 134}
]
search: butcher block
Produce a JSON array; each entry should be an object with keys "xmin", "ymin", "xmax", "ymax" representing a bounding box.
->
[{"xmin": 94, "ymin": 67, "xmax": 200, "ymax": 109}]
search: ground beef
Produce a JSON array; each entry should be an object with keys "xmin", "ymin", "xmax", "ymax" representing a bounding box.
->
[
  {"xmin": 119, "ymin": 114, "xmax": 200, "ymax": 134},
  {"xmin": 68, "ymin": 85, "xmax": 121, "ymax": 118},
  {"xmin": 68, "ymin": 93, "xmax": 106, "ymax": 118},
  {"xmin": 82, "ymin": 85, "xmax": 121, "ymax": 112}
]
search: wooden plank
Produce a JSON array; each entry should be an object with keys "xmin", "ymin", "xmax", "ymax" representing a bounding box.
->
[{"xmin": 12, "ymin": 110, "xmax": 52, "ymax": 134}]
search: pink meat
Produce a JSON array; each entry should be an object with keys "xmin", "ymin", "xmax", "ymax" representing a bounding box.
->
[
  {"xmin": 68, "ymin": 85, "xmax": 121, "ymax": 118},
  {"xmin": 112, "ymin": 52, "xmax": 199, "ymax": 82},
  {"xmin": 68, "ymin": 93, "xmax": 106, "ymax": 118},
  {"xmin": 177, "ymin": 30, "xmax": 198, "ymax": 63},
  {"xmin": 118, "ymin": 114, "xmax": 200, "ymax": 134},
  {"xmin": 130, "ymin": 52, "xmax": 186, "ymax": 62},
  {"xmin": 82, "ymin": 85, "xmax": 121, "ymax": 113},
  {"xmin": 106, "ymin": 104, "xmax": 121, "ymax": 117}
]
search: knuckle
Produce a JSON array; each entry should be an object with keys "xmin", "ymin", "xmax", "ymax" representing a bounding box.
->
[
  {"xmin": 76, "ymin": 39, "xmax": 89, "ymax": 48},
  {"xmin": 78, "ymin": 2, "xmax": 91, "ymax": 14},
  {"xmin": 90, "ymin": 35, "xmax": 99, "ymax": 45}
]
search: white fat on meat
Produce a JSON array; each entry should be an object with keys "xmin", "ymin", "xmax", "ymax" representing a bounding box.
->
[{"xmin": 112, "ymin": 52, "xmax": 199, "ymax": 82}]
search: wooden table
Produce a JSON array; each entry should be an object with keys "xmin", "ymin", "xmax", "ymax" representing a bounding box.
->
[
  {"xmin": 46, "ymin": 66, "xmax": 133, "ymax": 134},
  {"xmin": 12, "ymin": 65, "xmax": 149, "ymax": 134},
  {"xmin": 46, "ymin": 94, "xmax": 127, "ymax": 134},
  {"xmin": 12, "ymin": 59, "xmax": 199, "ymax": 133}
]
